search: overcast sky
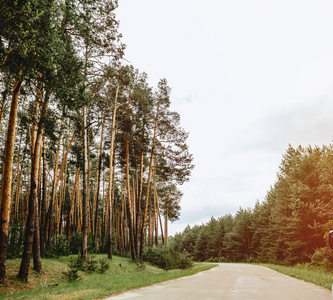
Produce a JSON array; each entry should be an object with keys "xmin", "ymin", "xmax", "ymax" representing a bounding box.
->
[{"xmin": 116, "ymin": 1, "xmax": 333, "ymax": 235}]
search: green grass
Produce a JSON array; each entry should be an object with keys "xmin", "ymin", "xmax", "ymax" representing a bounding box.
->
[
  {"xmin": 0, "ymin": 255, "xmax": 217, "ymax": 300},
  {"xmin": 264, "ymin": 263, "xmax": 333, "ymax": 290}
]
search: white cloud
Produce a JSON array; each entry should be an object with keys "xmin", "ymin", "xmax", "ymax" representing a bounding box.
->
[{"xmin": 117, "ymin": 1, "xmax": 333, "ymax": 235}]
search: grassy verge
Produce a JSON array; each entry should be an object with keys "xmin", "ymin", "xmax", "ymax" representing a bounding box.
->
[
  {"xmin": 264, "ymin": 264, "xmax": 333, "ymax": 290},
  {"xmin": 0, "ymin": 255, "xmax": 217, "ymax": 300}
]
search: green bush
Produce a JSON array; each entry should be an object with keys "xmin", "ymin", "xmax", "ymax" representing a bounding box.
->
[
  {"xmin": 69, "ymin": 255, "xmax": 86, "ymax": 271},
  {"xmin": 69, "ymin": 232, "xmax": 82, "ymax": 254},
  {"xmin": 63, "ymin": 267, "xmax": 81, "ymax": 282},
  {"xmin": 45, "ymin": 234, "xmax": 70, "ymax": 257},
  {"xmin": 86, "ymin": 256, "xmax": 98, "ymax": 272},
  {"xmin": 310, "ymin": 247, "xmax": 333, "ymax": 270},
  {"xmin": 69, "ymin": 255, "xmax": 108, "ymax": 273},
  {"xmin": 205, "ymin": 257, "xmax": 219, "ymax": 262},
  {"xmin": 98, "ymin": 258, "xmax": 110, "ymax": 273},
  {"xmin": 218, "ymin": 256, "xmax": 230, "ymax": 263},
  {"xmin": 143, "ymin": 245, "xmax": 193, "ymax": 271},
  {"xmin": 69, "ymin": 232, "xmax": 104, "ymax": 254},
  {"xmin": 178, "ymin": 253, "xmax": 193, "ymax": 269}
]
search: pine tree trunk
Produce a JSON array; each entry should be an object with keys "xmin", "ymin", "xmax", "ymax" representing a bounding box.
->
[
  {"xmin": 14, "ymin": 168, "xmax": 23, "ymax": 221},
  {"xmin": 0, "ymin": 80, "xmax": 22, "ymax": 284},
  {"xmin": 165, "ymin": 207, "xmax": 168, "ymax": 246},
  {"xmin": 148, "ymin": 203, "xmax": 152, "ymax": 246},
  {"xmin": 33, "ymin": 195, "xmax": 42, "ymax": 274},
  {"xmin": 67, "ymin": 167, "xmax": 79, "ymax": 236},
  {"xmin": 94, "ymin": 105, "xmax": 107, "ymax": 241},
  {"xmin": 82, "ymin": 107, "xmax": 89, "ymax": 260},
  {"xmin": 18, "ymin": 90, "xmax": 50, "ymax": 282},
  {"xmin": 33, "ymin": 138, "xmax": 43, "ymax": 272},
  {"xmin": 125, "ymin": 138, "xmax": 136, "ymax": 261},
  {"xmin": 153, "ymin": 179, "xmax": 158, "ymax": 246},
  {"xmin": 12, "ymin": 132, "xmax": 23, "ymax": 220},
  {"xmin": 135, "ymin": 153, "xmax": 143, "ymax": 259},
  {"xmin": 45, "ymin": 119, "xmax": 64, "ymax": 245},
  {"xmin": 132, "ymin": 178, "xmax": 137, "ymax": 258},
  {"xmin": 87, "ymin": 119, "xmax": 92, "ymax": 236},
  {"xmin": 157, "ymin": 203, "xmax": 164, "ymax": 245},
  {"xmin": 40, "ymin": 137, "xmax": 47, "ymax": 256},
  {"xmin": 18, "ymin": 149, "xmax": 40, "ymax": 281},
  {"xmin": 139, "ymin": 97, "xmax": 161, "ymax": 260},
  {"xmin": 107, "ymin": 84, "xmax": 119, "ymax": 259}
]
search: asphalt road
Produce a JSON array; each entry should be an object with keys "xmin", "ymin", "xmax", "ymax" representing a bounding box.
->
[{"xmin": 106, "ymin": 263, "xmax": 332, "ymax": 300}]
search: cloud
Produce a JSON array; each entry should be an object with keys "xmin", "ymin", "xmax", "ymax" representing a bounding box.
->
[
  {"xmin": 117, "ymin": 1, "xmax": 333, "ymax": 236},
  {"xmin": 241, "ymin": 96, "xmax": 333, "ymax": 153}
]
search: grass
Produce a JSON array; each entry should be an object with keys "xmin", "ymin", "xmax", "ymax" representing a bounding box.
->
[
  {"xmin": 264, "ymin": 263, "xmax": 333, "ymax": 290},
  {"xmin": 0, "ymin": 255, "xmax": 217, "ymax": 300}
]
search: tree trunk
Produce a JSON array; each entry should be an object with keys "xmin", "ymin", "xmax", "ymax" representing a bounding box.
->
[
  {"xmin": 165, "ymin": 206, "xmax": 168, "ymax": 246},
  {"xmin": 0, "ymin": 80, "xmax": 22, "ymax": 284},
  {"xmin": 18, "ymin": 135, "xmax": 42, "ymax": 281},
  {"xmin": 82, "ymin": 106, "xmax": 89, "ymax": 260},
  {"xmin": 107, "ymin": 84, "xmax": 119, "ymax": 259},
  {"xmin": 155, "ymin": 190, "xmax": 164, "ymax": 245},
  {"xmin": 40, "ymin": 137, "xmax": 47, "ymax": 256},
  {"xmin": 11, "ymin": 131, "xmax": 23, "ymax": 219},
  {"xmin": 45, "ymin": 119, "xmax": 64, "ymax": 245},
  {"xmin": 67, "ymin": 167, "xmax": 80, "ymax": 236},
  {"xmin": 148, "ymin": 203, "xmax": 152, "ymax": 246},
  {"xmin": 139, "ymin": 97, "xmax": 161, "ymax": 260},
  {"xmin": 125, "ymin": 138, "xmax": 136, "ymax": 261},
  {"xmin": 33, "ymin": 194, "xmax": 42, "ymax": 274},
  {"xmin": 153, "ymin": 177, "xmax": 158, "ymax": 246},
  {"xmin": 94, "ymin": 105, "xmax": 107, "ymax": 240},
  {"xmin": 33, "ymin": 137, "xmax": 43, "ymax": 273},
  {"xmin": 18, "ymin": 90, "xmax": 50, "ymax": 282},
  {"xmin": 135, "ymin": 153, "xmax": 143, "ymax": 260}
]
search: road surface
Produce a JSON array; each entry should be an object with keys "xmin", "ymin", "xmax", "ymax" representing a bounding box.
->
[{"xmin": 106, "ymin": 263, "xmax": 331, "ymax": 300}]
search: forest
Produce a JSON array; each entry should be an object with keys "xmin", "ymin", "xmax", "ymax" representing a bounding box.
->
[
  {"xmin": 0, "ymin": 0, "xmax": 194, "ymax": 283},
  {"xmin": 174, "ymin": 144, "xmax": 333, "ymax": 266}
]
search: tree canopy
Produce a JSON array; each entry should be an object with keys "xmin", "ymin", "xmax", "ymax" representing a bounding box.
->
[
  {"xmin": 174, "ymin": 144, "xmax": 333, "ymax": 265},
  {"xmin": 0, "ymin": 0, "xmax": 193, "ymax": 283}
]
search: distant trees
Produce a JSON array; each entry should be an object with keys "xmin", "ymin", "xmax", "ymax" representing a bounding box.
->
[
  {"xmin": 175, "ymin": 144, "xmax": 333, "ymax": 265},
  {"xmin": 0, "ymin": 0, "xmax": 193, "ymax": 284}
]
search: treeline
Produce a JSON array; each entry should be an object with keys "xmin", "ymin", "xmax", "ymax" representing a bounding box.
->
[
  {"xmin": 0, "ymin": 0, "xmax": 193, "ymax": 283},
  {"xmin": 174, "ymin": 144, "xmax": 333, "ymax": 265}
]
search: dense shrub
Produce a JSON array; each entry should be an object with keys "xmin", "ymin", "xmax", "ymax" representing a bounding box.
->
[
  {"xmin": 69, "ymin": 232, "xmax": 107, "ymax": 254},
  {"xmin": 68, "ymin": 255, "xmax": 109, "ymax": 273},
  {"xmin": 98, "ymin": 258, "xmax": 110, "ymax": 273},
  {"xmin": 69, "ymin": 232, "xmax": 82, "ymax": 254},
  {"xmin": 45, "ymin": 234, "xmax": 70, "ymax": 257},
  {"xmin": 143, "ymin": 245, "xmax": 193, "ymax": 270},
  {"xmin": 63, "ymin": 267, "xmax": 81, "ymax": 282},
  {"xmin": 310, "ymin": 247, "xmax": 333, "ymax": 270}
]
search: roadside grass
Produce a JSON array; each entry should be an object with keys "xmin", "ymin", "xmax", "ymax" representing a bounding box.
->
[
  {"xmin": 264, "ymin": 263, "xmax": 333, "ymax": 290},
  {"xmin": 0, "ymin": 255, "xmax": 217, "ymax": 300}
]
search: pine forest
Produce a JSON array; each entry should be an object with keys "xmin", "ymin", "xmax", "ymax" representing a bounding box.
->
[
  {"xmin": 174, "ymin": 145, "xmax": 333, "ymax": 266},
  {"xmin": 0, "ymin": 0, "xmax": 193, "ymax": 283}
]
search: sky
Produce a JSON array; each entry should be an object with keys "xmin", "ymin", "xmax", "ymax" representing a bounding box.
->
[{"xmin": 116, "ymin": 1, "xmax": 333, "ymax": 235}]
